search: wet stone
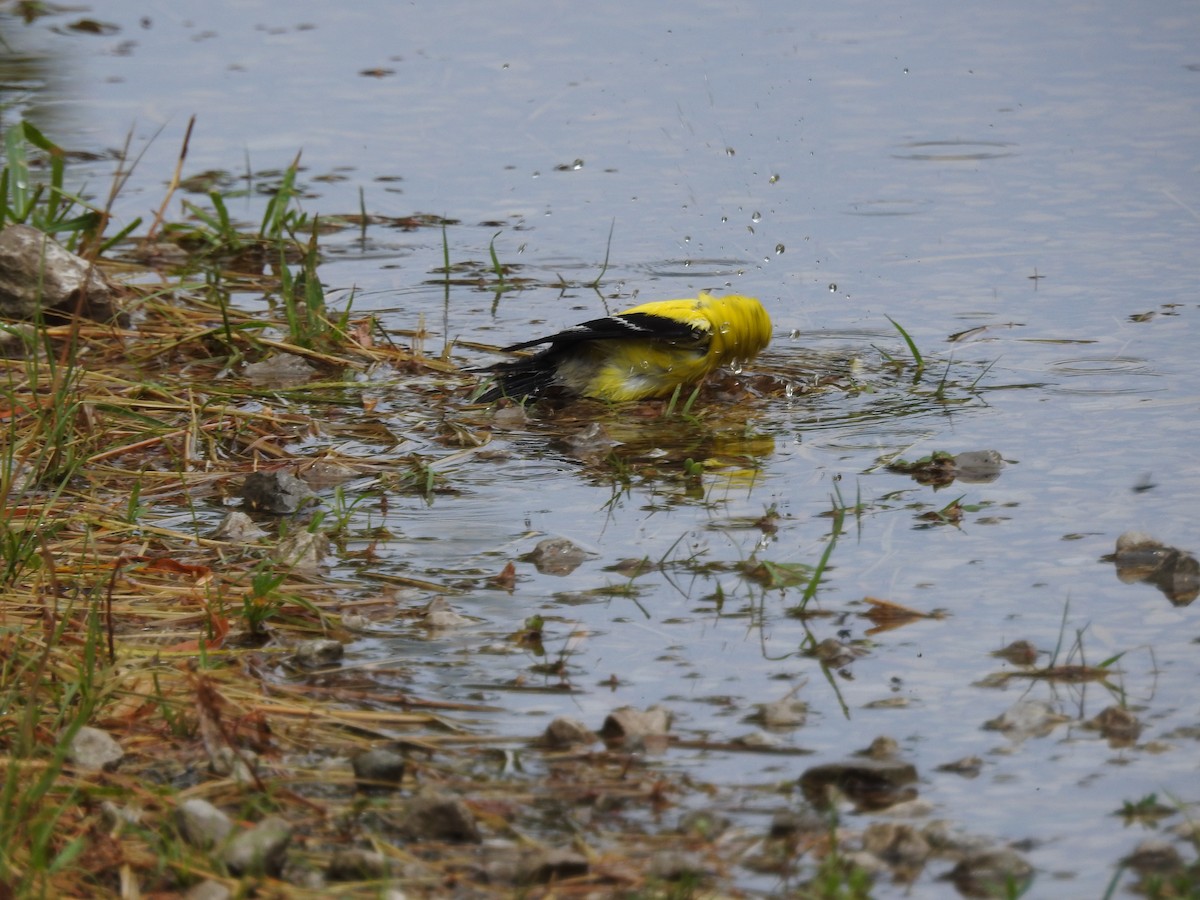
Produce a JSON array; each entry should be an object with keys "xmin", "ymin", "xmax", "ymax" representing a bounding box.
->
[
  {"xmin": 210, "ymin": 510, "xmax": 268, "ymax": 543},
  {"xmin": 599, "ymin": 705, "xmax": 672, "ymax": 744},
  {"xmin": 538, "ymin": 715, "xmax": 596, "ymax": 749},
  {"xmin": 0, "ymin": 223, "xmax": 117, "ymax": 321},
  {"xmin": 1087, "ymin": 705, "xmax": 1142, "ymax": 745},
  {"xmin": 524, "ymin": 537, "xmax": 590, "ymax": 575},
  {"xmin": 1107, "ymin": 532, "xmax": 1200, "ymax": 606},
  {"xmin": 861, "ymin": 821, "xmax": 931, "ymax": 871},
  {"xmin": 935, "ymin": 755, "xmax": 984, "ymax": 778},
  {"xmin": 420, "ymin": 596, "xmax": 471, "ymax": 629},
  {"xmin": 953, "ymin": 450, "xmax": 1005, "ymax": 483},
  {"xmin": 65, "ymin": 726, "xmax": 123, "ymax": 771},
  {"xmin": 209, "ymin": 746, "xmax": 257, "ymax": 784},
  {"xmin": 243, "ymin": 352, "xmax": 318, "ymax": 388},
  {"xmin": 948, "ymin": 848, "xmax": 1033, "ymax": 898},
  {"xmin": 859, "ymin": 735, "xmax": 900, "ymax": 759},
  {"xmin": 327, "ymin": 847, "xmax": 391, "ymax": 881},
  {"xmin": 748, "ymin": 692, "xmax": 808, "ymax": 728},
  {"xmin": 983, "ymin": 699, "xmax": 1069, "ymax": 741},
  {"xmin": 241, "ymin": 471, "xmax": 316, "ymax": 515},
  {"xmin": 352, "ymin": 748, "xmax": 407, "ymax": 792},
  {"xmin": 176, "ymin": 798, "xmax": 233, "ymax": 850},
  {"xmin": 273, "ymin": 529, "xmax": 330, "ymax": 571},
  {"xmin": 810, "ymin": 637, "xmax": 856, "ymax": 668},
  {"xmin": 799, "ymin": 756, "xmax": 918, "ymax": 812},
  {"xmin": 991, "ymin": 640, "xmax": 1038, "ymax": 666},
  {"xmin": 221, "ymin": 815, "xmax": 292, "ymax": 877},
  {"xmin": 768, "ymin": 807, "xmax": 827, "ymax": 838},
  {"xmin": 294, "ymin": 638, "xmax": 344, "ymax": 668},
  {"xmin": 1123, "ymin": 838, "xmax": 1183, "ymax": 875},
  {"xmin": 398, "ymin": 794, "xmax": 481, "ymax": 843}
]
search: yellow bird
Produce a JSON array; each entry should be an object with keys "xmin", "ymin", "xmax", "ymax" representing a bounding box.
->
[{"xmin": 475, "ymin": 292, "xmax": 771, "ymax": 403}]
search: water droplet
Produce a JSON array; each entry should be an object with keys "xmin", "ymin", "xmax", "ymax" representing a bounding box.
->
[
  {"xmin": 532, "ymin": 171, "xmax": 540, "ymax": 178},
  {"xmin": 828, "ymin": 282, "xmax": 838, "ymax": 292},
  {"xmin": 751, "ymin": 211, "xmax": 762, "ymax": 223},
  {"xmin": 517, "ymin": 243, "xmax": 526, "ymax": 254},
  {"xmin": 775, "ymin": 243, "xmax": 785, "ymax": 254},
  {"xmin": 572, "ymin": 159, "xmax": 584, "ymax": 170},
  {"xmin": 501, "ymin": 63, "xmax": 510, "ymax": 70},
  {"xmin": 769, "ymin": 173, "xmax": 780, "ymax": 184},
  {"xmin": 730, "ymin": 363, "xmax": 743, "ymax": 374},
  {"xmin": 902, "ymin": 67, "xmax": 909, "ymax": 74},
  {"xmin": 719, "ymin": 321, "xmax": 732, "ymax": 334},
  {"xmin": 725, "ymin": 146, "xmax": 736, "ymax": 157},
  {"xmin": 747, "ymin": 226, "xmax": 755, "ymax": 235},
  {"xmin": 683, "ymin": 235, "xmax": 691, "ymax": 244},
  {"xmin": 720, "ymin": 215, "xmax": 728, "ymax": 223}
]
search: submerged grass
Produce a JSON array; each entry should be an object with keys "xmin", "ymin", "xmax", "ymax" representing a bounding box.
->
[
  {"xmin": 1, "ymin": 120, "xmax": 1152, "ymax": 900},
  {"xmin": 1, "ymin": 122, "xmax": 833, "ymax": 897}
]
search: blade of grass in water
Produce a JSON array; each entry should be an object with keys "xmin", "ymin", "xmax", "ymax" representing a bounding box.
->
[{"xmin": 886, "ymin": 315, "xmax": 925, "ymax": 381}]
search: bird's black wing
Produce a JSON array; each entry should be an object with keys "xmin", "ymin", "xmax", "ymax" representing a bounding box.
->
[{"xmin": 501, "ymin": 311, "xmax": 704, "ymax": 351}]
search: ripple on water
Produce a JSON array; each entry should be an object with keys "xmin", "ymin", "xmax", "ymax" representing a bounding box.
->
[
  {"xmin": 891, "ymin": 139, "xmax": 1019, "ymax": 162},
  {"xmin": 1046, "ymin": 355, "xmax": 1163, "ymax": 395}
]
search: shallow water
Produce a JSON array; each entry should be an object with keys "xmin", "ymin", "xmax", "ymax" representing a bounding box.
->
[{"xmin": 5, "ymin": 0, "xmax": 1199, "ymax": 895}]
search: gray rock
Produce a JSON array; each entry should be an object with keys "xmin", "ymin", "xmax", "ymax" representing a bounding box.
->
[
  {"xmin": 327, "ymin": 847, "xmax": 391, "ymax": 881},
  {"xmin": 523, "ymin": 537, "xmax": 590, "ymax": 575},
  {"xmin": 209, "ymin": 747, "xmax": 258, "ymax": 784},
  {"xmin": 799, "ymin": 756, "xmax": 918, "ymax": 812},
  {"xmin": 210, "ymin": 511, "xmax": 268, "ymax": 543},
  {"xmin": 241, "ymin": 471, "xmax": 315, "ymax": 515},
  {"xmin": 948, "ymin": 848, "xmax": 1033, "ymax": 898},
  {"xmin": 176, "ymin": 798, "xmax": 233, "ymax": 850},
  {"xmin": 599, "ymin": 705, "xmax": 672, "ymax": 743},
  {"xmin": 1124, "ymin": 839, "xmax": 1183, "ymax": 875},
  {"xmin": 243, "ymin": 353, "xmax": 318, "ymax": 388},
  {"xmin": 983, "ymin": 699, "xmax": 1069, "ymax": 740},
  {"xmin": 953, "ymin": 450, "xmax": 1005, "ymax": 483},
  {"xmin": 538, "ymin": 716, "xmax": 596, "ymax": 749},
  {"xmin": 768, "ymin": 808, "xmax": 826, "ymax": 838},
  {"xmin": 399, "ymin": 794, "xmax": 481, "ymax": 843},
  {"xmin": 1087, "ymin": 705, "xmax": 1142, "ymax": 745},
  {"xmin": 352, "ymin": 748, "xmax": 407, "ymax": 792},
  {"xmin": 749, "ymin": 691, "xmax": 808, "ymax": 728},
  {"xmin": 273, "ymin": 529, "xmax": 330, "ymax": 571},
  {"xmin": 65, "ymin": 726, "xmax": 123, "ymax": 771},
  {"xmin": 294, "ymin": 638, "xmax": 344, "ymax": 668},
  {"xmin": 221, "ymin": 815, "xmax": 292, "ymax": 876},
  {"xmin": 0, "ymin": 224, "xmax": 116, "ymax": 320},
  {"xmin": 420, "ymin": 596, "xmax": 471, "ymax": 629},
  {"xmin": 1108, "ymin": 532, "xmax": 1199, "ymax": 606},
  {"xmin": 861, "ymin": 821, "xmax": 930, "ymax": 869}
]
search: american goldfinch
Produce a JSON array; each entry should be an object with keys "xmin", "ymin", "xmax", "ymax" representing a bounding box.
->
[{"xmin": 475, "ymin": 292, "xmax": 770, "ymax": 403}]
